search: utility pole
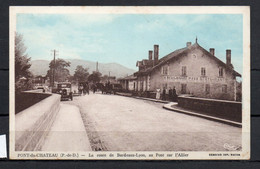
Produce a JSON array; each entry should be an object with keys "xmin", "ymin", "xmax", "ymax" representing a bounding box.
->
[
  {"xmin": 51, "ymin": 49, "xmax": 58, "ymax": 87},
  {"xmin": 96, "ymin": 61, "xmax": 99, "ymax": 72}
]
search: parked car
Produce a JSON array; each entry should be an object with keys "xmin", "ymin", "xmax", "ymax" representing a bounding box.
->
[
  {"xmin": 35, "ymin": 85, "xmax": 49, "ymax": 93},
  {"xmin": 56, "ymin": 82, "xmax": 73, "ymax": 100}
]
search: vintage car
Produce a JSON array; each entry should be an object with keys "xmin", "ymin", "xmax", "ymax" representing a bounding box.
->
[
  {"xmin": 101, "ymin": 83, "xmax": 123, "ymax": 94},
  {"xmin": 57, "ymin": 82, "xmax": 73, "ymax": 100},
  {"xmin": 111, "ymin": 83, "xmax": 123, "ymax": 94}
]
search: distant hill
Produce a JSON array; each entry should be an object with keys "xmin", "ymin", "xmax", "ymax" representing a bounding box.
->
[{"xmin": 29, "ymin": 59, "xmax": 136, "ymax": 78}]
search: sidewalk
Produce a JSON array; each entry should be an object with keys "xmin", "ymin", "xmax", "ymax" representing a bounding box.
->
[
  {"xmin": 41, "ymin": 103, "xmax": 92, "ymax": 151},
  {"xmin": 163, "ymin": 102, "xmax": 242, "ymax": 128}
]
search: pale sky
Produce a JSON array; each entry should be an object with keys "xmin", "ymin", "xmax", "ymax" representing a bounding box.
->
[{"xmin": 16, "ymin": 14, "xmax": 243, "ymax": 74}]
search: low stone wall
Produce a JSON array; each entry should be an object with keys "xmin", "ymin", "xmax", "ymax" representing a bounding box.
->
[
  {"xmin": 15, "ymin": 90, "xmax": 51, "ymax": 114},
  {"xmin": 15, "ymin": 93, "xmax": 61, "ymax": 151},
  {"xmin": 131, "ymin": 91, "xmax": 172, "ymax": 101},
  {"xmin": 178, "ymin": 96, "xmax": 242, "ymax": 123}
]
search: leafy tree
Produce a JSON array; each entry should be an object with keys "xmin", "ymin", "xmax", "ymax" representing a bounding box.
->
[
  {"xmin": 46, "ymin": 58, "xmax": 71, "ymax": 83},
  {"xmin": 15, "ymin": 32, "xmax": 33, "ymax": 93},
  {"xmin": 73, "ymin": 65, "xmax": 89, "ymax": 82},
  {"xmin": 102, "ymin": 75, "xmax": 109, "ymax": 81},
  {"xmin": 88, "ymin": 71, "xmax": 102, "ymax": 83}
]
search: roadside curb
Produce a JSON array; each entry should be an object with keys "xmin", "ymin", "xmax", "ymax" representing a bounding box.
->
[
  {"xmin": 163, "ymin": 103, "xmax": 242, "ymax": 128},
  {"xmin": 116, "ymin": 92, "xmax": 169, "ymax": 104}
]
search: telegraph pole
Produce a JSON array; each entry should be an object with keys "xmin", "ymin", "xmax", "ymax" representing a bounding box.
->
[
  {"xmin": 51, "ymin": 49, "xmax": 58, "ymax": 87},
  {"xmin": 96, "ymin": 61, "xmax": 99, "ymax": 72}
]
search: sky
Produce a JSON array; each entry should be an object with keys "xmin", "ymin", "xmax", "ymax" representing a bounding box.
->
[{"xmin": 16, "ymin": 14, "xmax": 243, "ymax": 74}]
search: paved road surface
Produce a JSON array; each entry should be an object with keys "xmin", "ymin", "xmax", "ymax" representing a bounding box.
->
[
  {"xmin": 66, "ymin": 93, "xmax": 241, "ymax": 151},
  {"xmin": 41, "ymin": 103, "xmax": 92, "ymax": 151}
]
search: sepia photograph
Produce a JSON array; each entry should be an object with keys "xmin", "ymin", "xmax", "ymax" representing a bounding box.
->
[{"xmin": 9, "ymin": 6, "xmax": 250, "ymax": 160}]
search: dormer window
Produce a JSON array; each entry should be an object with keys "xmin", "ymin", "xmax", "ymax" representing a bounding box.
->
[
  {"xmin": 219, "ymin": 67, "xmax": 223, "ymax": 77},
  {"xmin": 201, "ymin": 67, "xmax": 206, "ymax": 76}
]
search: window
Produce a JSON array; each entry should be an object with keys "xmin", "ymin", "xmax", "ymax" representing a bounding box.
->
[
  {"xmin": 222, "ymin": 84, "xmax": 227, "ymax": 93},
  {"xmin": 205, "ymin": 84, "xmax": 210, "ymax": 94},
  {"xmin": 181, "ymin": 84, "xmax": 187, "ymax": 94},
  {"xmin": 162, "ymin": 66, "xmax": 168, "ymax": 75},
  {"xmin": 219, "ymin": 67, "xmax": 223, "ymax": 77},
  {"xmin": 181, "ymin": 66, "xmax": 187, "ymax": 76},
  {"xmin": 201, "ymin": 67, "xmax": 206, "ymax": 76}
]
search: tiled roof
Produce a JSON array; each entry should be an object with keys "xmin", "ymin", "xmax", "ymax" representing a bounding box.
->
[
  {"xmin": 135, "ymin": 42, "xmax": 241, "ymax": 77},
  {"xmin": 118, "ymin": 74, "xmax": 137, "ymax": 80}
]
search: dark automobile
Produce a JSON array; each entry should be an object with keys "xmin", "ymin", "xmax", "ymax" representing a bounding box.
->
[
  {"xmin": 57, "ymin": 82, "xmax": 73, "ymax": 100},
  {"xmin": 111, "ymin": 83, "xmax": 123, "ymax": 94}
]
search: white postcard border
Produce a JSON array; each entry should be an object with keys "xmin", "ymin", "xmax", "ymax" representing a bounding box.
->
[{"xmin": 9, "ymin": 6, "xmax": 250, "ymax": 160}]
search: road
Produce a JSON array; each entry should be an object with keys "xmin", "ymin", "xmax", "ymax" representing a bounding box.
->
[{"xmin": 62, "ymin": 92, "xmax": 242, "ymax": 151}]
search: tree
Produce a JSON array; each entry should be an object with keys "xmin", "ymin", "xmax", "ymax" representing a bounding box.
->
[
  {"xmin": 102, "ymin": 75, "xmax": 109, "ymax": 82},
  {"xmin": 73, "ymin": 65, "xmax": 89, "ymax": 82},
  {"xmin": 46, "ymin": 58, "xmax": 71, "ymax": 84},
  {"xmin": 88, "ymin": 71, "xmax": 102, "ymax": 83},
  {"xmin": 15, "ymin": 32, "xmax": 33, "ymax": 93}
]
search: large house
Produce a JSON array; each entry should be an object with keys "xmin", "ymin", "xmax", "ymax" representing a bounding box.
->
[{"xmin": 134, "ymin": 39, "xmax": 241, "ymax": 101}]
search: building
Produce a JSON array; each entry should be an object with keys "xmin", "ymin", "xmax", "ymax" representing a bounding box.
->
[
  {"xmin": 134, "ymin": 39, "xmax": 241, "ymax": 101},
  {"xmin": 32, "ymin": 75, "xmax": 47, "ymax": 85},
  {"xmin": 100, "ymin": 76, "xmax": 117, "ymax": 84},
  {"xmin": 118, "ymin": 74, "xmax": 137, "ymax": 91}
]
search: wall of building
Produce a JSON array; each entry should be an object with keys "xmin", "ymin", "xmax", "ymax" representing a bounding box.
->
[
  {"xmin": 128, "ymin": 80, "xmax": 136, "ymax": 91},
  {"xmin": 119, "ymin": 79, "xmax": 137, "ymax": 91},
  {"xmin": 149, "ymin": 48, "xmax": 236, "ymax": 100}
]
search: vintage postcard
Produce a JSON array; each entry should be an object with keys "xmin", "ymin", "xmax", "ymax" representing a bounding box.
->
[{"xmin": 9, "ymin": 6, "xmax": 250, "ymax": 160}]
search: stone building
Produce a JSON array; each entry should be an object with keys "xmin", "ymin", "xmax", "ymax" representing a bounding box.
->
[
  {"xmin": 134, "ymin": 39, "xmax": 241, "ymax": 101},
  {"xmin": 118, "ymin": 74, "xmax": 137, "ymax": 91}
]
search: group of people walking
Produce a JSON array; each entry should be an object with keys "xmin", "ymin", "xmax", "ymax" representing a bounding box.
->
[
  {"xmin": 156, "ymin": 86, "xmax": 177, "ymax": 102},
  {"xmin": 78, "ymin": 82, "xmax": 99, "ymax": 96},
  {"xmin": 78, "ymin": 81, "xmax": 110, "ymax": 96},
  {"xmin": 78, "ymin": 82, "xmax": 90, "ymax": 96}
]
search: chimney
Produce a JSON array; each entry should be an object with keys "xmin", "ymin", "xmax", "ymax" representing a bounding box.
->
[
  {"xmin": 148, "ymin": 50, "xmax": 153, "ymax": 60},
  {"xmin": 154, "ymin": 45, "xmax": 159, "ymax": 64},
  {"xmin": 209, "ymin": 48, "xmax": 215, "ymax": 56},
  {"xmin": 226, "ymin": 49, "xmax": 231, "ymax": 65},
  {"xmin": 186, "ymin": 42, "xmax": 192, "ymax": 47}
]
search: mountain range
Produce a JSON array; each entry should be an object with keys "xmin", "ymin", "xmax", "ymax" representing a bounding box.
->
[{"xmin": 29, "ymin": 59, "xmax": 136, "ymax": 78}]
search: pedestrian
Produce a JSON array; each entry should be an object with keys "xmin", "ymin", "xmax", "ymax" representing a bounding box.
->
[
  {"xmin": 83, "ymin": 82, "xmax": 87, "ymax": 95},
  {"xmin": 93, "ymin": 83, "xmax": 96, "ymax": 94},
  {"xmin": 156, "ymin": 88, "xmax": 161, "ymax": 100},
  {"xmin": 78, "ymin": 84, "xmax": 83, "ymax": 96},
  {"xmin": 86, "ymin": 82, "xmax": 89, "ymax": 95},
  {"xmin": 162, "ymin": 87, "xmax": 166, "ymax": 101},
  {"xmin": 168, "ymin": 87, "xmax": 173, "ymax": 101},
  {"xmin": 173, "ymin": 86, "xmax": 177, "ymax": 102}
]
